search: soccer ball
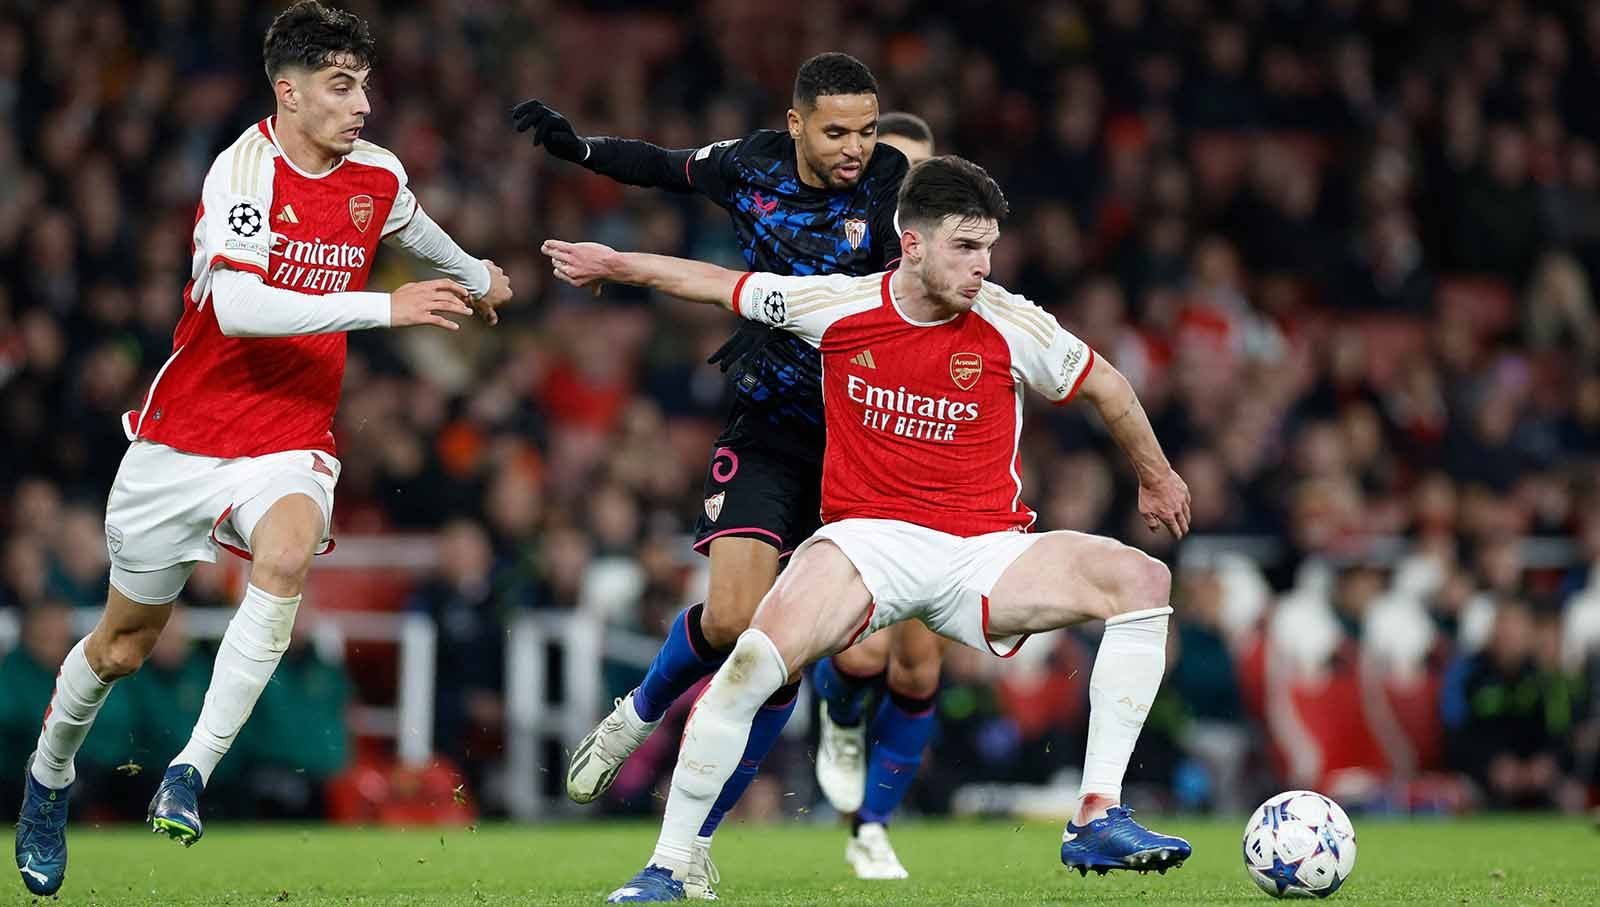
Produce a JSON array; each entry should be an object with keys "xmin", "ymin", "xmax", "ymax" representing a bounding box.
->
[{"xmin": 1242, "ymin": 790, "xmax": 1357, "ymax": 898}]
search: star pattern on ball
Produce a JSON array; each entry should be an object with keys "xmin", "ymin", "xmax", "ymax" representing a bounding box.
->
[{"xmin": 1266, "ymin": 855, "xmax": 1302, "ymax": 896}]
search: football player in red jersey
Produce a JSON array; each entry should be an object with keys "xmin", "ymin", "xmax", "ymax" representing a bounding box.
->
[
  {"xmin": 544, "ymin": 156, "xmax": 1193, "ymax": 901},
  {"xmin": 806, "ymin": 111, "xmax": 952, "ymax": 880},
  {"xmin": 15, "ymin": 3, "xmax": 511, "ymax": 895}
]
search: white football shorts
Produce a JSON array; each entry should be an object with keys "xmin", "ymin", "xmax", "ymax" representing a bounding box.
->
[
  {"xmin": 796, "ymin": 518, "xmax": 1043, "ymax": 657},
  {"xmin": 103, "ymin": 440, "xmax": 340, "ymax": 604}
]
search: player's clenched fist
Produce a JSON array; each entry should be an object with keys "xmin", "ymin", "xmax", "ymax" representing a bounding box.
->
[
  {"xmin": 541, "ymin": 239, "xmax": 617, "ymax": 289},
  {"xmin": 474, "ymin": 259, "xmax": 512, "ymax": 326},
  {"xmin": 1138, "ymin": 467, "xmax": 1192, "ymax": 538},
  {"xmin": 390, "ymin": 279, "xmax": 474, "ymax": 331}
]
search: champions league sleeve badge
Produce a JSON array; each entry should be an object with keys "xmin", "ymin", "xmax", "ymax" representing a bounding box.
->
[{"xmin": 227, "ymin": 201, "xmax": 264, "ymax": 238}]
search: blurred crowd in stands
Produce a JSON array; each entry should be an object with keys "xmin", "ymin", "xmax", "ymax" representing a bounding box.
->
[{"xmin": 2, "ymin": 0, "xmax": 1599, "ymax": 821}]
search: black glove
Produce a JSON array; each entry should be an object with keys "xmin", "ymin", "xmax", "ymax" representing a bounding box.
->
[
  {"xmin": 510, "ymin": 99, "xmax": 591, "ymax": 164},
  {"xmin": 707, "ymin": 323, "xmax": 769, "ymax": 374}
]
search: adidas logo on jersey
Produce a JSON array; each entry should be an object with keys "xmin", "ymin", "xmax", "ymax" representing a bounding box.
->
[
  {"xmin": 850, "ymin": 350, "xmax": 877, "ymax": 369},
  {"xmin": 276, "ymin": 204, "xmax": 299, "ymax": 224}
]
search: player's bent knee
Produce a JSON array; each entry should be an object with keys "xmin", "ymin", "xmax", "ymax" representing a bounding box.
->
[
  {"xmin": 1105, "ymin": 549, "xmax": 1171, "ymax": 617},
  {"xmin": 835, "ymin": 632, "xmax": 890, "ymax": 675},
  {"xmin": 1138, "ymin": 553, "xmax": 1173, "ymax": 606},
  {"xmin": 888, "ymin": 646, "xmax": 941, "ymax": 698},
  {"xmin": 250, "ymin": 544, "xmax": 314, "ymax": 592},
  {"xmin": 94, "ymin": 629, "xmax": 159, "ymax": 680},
  {"xmin": 888, "ymin": 659, "xmax": 940, "ymax": 699},
  {"xmin": 96, "ymin": 647, "xmax": 145, "ymax": 680},
  {"xmin": 699, "ymin": 598, "xmax": 757, "ymax": 650}
]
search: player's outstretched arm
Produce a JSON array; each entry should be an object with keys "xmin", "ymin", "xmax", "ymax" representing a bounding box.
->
[
  {"xmin": 511, "ymin": 99, "xmax": 695, "ymax": 191},
  {"xmin": 384, "ymin": 208, "xmax": 512, "ymax": 325},
  {"xmin": 1076, "ymin": 359, "xmax": 1192, "ymax": 538},
  {"xmin": 211, "ymin": 269, "xmax": 474, "ymax": 337},
  {"xmin": 541, "ymin": 239, "xmax": 742, "ymax": 309}
]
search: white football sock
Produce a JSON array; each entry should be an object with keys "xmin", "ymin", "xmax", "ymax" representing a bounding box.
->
[
  {"xmin": 1079, "ymin": 606, "xmax": 1172, "ymax": 807},
  {"xmin": 173, "ymin": 584, "xmax": 300, "ymax": 786},
  {"xmin": 31, "ymin": 639, "xmax": 113, "ymax": 789},
  {"xmin": 649, "ymin": 629, "xmax": 786, "ymax": 877}
]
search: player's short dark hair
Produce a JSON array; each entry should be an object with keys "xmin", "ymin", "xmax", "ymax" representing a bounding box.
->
[
  {"xmin": 878, "ymin": 112, "xmax": 933, "ymax": 146},
  {"xmin": 263, "ymin": 1, "xmax": 376, "ymax": 80},
  {"xmin": 793, "ymin": 52, "xmax": 878, "ymax": 109},
  {"xmin": 897, "ymin": 156, "xmax": 1009, "ymax": 231}
]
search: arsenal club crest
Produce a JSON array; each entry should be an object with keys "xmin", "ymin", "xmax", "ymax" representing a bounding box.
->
[
  {"xmin": 950, "ymin": 352, "xmax": 983, "ymax": 390},
  {"xmin": 349, "ymin": 194, "xmax": 374, "ymax": 233},
  {"xmin": 704, "ymin": 491, "xmax": 726, "ymax": 522},
  {"xmin": 843, "ymin": 218, "xmax": 867, "ymax": 251}
]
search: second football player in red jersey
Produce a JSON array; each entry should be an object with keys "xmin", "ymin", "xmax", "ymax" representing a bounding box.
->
[
  {"xmin": 544, "ymin": 156, "xmax": 1193, "ymax": 900},
  {"xmin": 15, "ymin": 3, "xmax": 512, "ymax": 895}
]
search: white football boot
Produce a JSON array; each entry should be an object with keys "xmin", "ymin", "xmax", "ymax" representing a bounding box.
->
[
  {"xmin": 683, "ymin": 836, "xmax": 720, "ymax": 900},
  {"xmin": 846, "ymin": 822, "xmax": 909, "ymax": 880},
  {"xmin": 566, "ymin": 689, "xmax": 660, "ymax": 804},
  {"xmin": 814, "ymin": 702, "xmax": 866, "ymax": 813}
]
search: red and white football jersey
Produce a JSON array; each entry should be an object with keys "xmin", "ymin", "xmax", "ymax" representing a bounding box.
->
[
  {"xmin": 125, "ymin": 117, "xmax": 418, "ymax": 458},
  {"xmin": 732, "ymin": 271, "xmax": 1096, "ymax": 536}
]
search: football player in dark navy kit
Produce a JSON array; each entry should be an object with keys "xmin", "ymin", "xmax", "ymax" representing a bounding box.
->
[{"xmin": 513, "ymin": 53, "xmax": 906, "ymax": 897}]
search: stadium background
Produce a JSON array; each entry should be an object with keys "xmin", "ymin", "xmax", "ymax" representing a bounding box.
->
[{"xmin": 2, "ymin": 0, "xmax": 1599, "ymax": 833}]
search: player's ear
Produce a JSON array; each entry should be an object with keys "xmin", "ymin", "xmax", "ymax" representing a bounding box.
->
[
  {"xmin": 786, "ymin": 107, "xmax": 802, "ymax": 141},
  {"xmin": 900, "ymin": 223, "xmax": 921, "ymax": 262},
  {"xmin": 273, "ymin": 74, "xmax": 298, "ymax": 113}
]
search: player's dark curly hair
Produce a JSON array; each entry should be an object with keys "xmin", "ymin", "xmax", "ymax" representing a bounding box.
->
[
  {"xmin": 897, "ymin": 156, "xmax": 1009, "ymax": 230},
  {"xmin": 878, "ymin": 112, "xmax": 934, "ymax": 146},
  {"xmin": 263, "ymin": 1, "xmax": 376, "ymax": 79},
  {"xmin": 793, "ymin": 52, "xmax": 878, "ymax": 108}
]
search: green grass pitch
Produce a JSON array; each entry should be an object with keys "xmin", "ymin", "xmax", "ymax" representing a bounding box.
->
[{"xmin": 11, "ymin": 818, "xmax": 1596, "ymax": 904}]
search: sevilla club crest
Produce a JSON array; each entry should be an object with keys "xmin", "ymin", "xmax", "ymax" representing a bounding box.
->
[
  {"xmin": 950, "ymin": 352, "xmax": 983, "ymax": 390},
  {"xmin": 843, "ymin": 218, "xmax": 867, "ymax": 250},
  {"xmin": 349, "ymin": 195, "xmax": 375, "ymax": 233},
  {"xmin": 703, "ymin": 491, "xmax": 726, "ymax": 522}
]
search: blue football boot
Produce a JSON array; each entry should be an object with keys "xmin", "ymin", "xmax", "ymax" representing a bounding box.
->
[
  {"xmin": 1060, "ymin": 805, "xmax": 1192, "ymax": 876},
  {"xmin": 15, "ymin": 756, "xmax": 70, "ymax": 895},
  {"xmin": 148, "ymin": 764, "xmax": 205, "ymax": 846},
  {"xmin": 606, "ymin": 865, "xmax": 686, "ymax": 902}
]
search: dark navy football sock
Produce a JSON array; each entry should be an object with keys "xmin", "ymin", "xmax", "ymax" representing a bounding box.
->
[
  {"xmin": 811, "ymin": 657, "xmax": 881, "ymax": 728},
  {"xmin": 857, "ymin": 688, "xmax": 937, "ymax": 826},
  {"xmin": 634, "ymin": 603, "xmax": 727, "ymax": 723},
  {"xmin": 697, "ymin": 680, "xmax": 800, "ymax": 837}
]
